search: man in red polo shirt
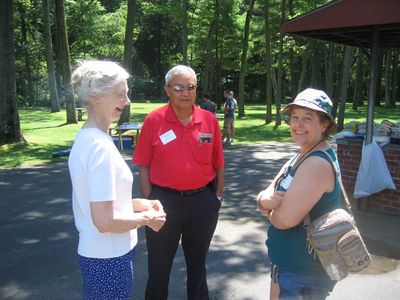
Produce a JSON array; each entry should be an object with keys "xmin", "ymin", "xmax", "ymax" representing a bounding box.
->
[{"xmin": 132, "ymin": 65, "xmax": 224, "ymax": 300}]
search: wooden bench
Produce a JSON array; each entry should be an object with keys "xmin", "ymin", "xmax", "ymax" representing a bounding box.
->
[{"xmin": 76, "ymin": 108, "xmax": 86, "ymax": 121}]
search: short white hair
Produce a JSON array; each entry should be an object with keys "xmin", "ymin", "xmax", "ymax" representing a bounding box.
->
[
  {"xmin": 71, "ymin": 60, "xmax": 130, "ymax": 105},
  {"xmin": 165, "ymin": 65, "xmax": 197, "ymax": 86}
]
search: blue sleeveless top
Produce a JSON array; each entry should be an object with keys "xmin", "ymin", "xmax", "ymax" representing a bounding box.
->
[{"xmin": 266, "ymin": 148, "xmax": 341, "ymax": 276}]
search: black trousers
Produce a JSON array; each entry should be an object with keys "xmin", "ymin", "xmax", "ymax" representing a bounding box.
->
[{"xmin": 145, "ymin": 185, "xmax": 221, "ymax": 300}]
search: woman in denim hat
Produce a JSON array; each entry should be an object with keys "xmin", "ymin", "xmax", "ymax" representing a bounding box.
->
[{"xmin": 257, "ymin": 88, "xmax": 340, "ymax": 299}]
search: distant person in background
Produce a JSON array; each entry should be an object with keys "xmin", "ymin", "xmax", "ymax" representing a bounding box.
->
[
  {"xmin": 133, "ymin": 65, "xmax": 224, "ymax": 300},
  {"xmin": 230, "ymin": 91, "xmax": 238, "ymax": 140},
  {"xmin": 231, "ymin": 91, "xmax": 238, "ymax": 111},
  {"xmin": 69, "ymin": 60, "xmax": 166, "ymax": 300},
  {"xmin": 200, "ymin": 94, "xmax": 217, "ymax": 114},
  {"xmin": 222, "ymin": 90, "xmax": 235, "ymax": 145}
]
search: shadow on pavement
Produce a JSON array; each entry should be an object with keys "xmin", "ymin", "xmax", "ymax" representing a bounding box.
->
[{"xmin": 1, "ymin": 143, "xmax": 399, "ymax": 300}]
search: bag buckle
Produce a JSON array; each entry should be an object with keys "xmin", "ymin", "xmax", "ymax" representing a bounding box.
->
[{"xmin": 271, "ymin": 264, "xmax": 279, "ymax": 283}]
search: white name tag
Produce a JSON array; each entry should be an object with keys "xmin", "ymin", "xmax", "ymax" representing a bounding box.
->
[
  {"xmin": 280, "ymin": 174, "xmax": 293, "ymax": 190},
  {"xmin": 159, "ymin": 129, "xmax": 176, "ymax": 145}
]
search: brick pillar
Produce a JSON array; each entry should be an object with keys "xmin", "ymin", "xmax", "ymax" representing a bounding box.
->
[{"xmin": 336, "ymin": 138, "xmax": 400, "ymax": 215}]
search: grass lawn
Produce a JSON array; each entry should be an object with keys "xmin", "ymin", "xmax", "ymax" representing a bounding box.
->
[{"xmin": 1, "ymin": 103, "xmax": 399, "ymax": 168}]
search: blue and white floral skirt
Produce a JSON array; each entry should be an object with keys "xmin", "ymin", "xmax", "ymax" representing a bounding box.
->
[{"xmin": 78, "ymin": 248, "xmax": 135, "ymax": 300}]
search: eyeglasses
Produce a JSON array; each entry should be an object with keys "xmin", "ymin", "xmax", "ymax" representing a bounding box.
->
[{"xmin": 168, "ymin": 84, "xmax": 197, "ymax": 93}]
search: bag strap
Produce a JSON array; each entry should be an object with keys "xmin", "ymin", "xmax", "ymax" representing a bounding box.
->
[
  {"xmin": 274, "ymin": 154, "xmax": 300, "ymax": 191},
  {"xmin": 321, "ymin": 150, "xmax": 353, "ymax": 214},
  {"xmin": 303, "ymin": 150, "xmax": 353, "ymax": 226}
]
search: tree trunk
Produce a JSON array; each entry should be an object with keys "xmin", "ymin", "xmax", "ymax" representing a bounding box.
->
[
  {"xmin": 325, "ymin": 43, "xmax": 335, "ymax": 97},
  {"xmin": 0, "ymin": 0, "xmax": 24, "ymax": 146},
  {"xmin": 310, "ymin": 41, "xmax": 318, "ymax": 87},
  {"xmin": 42, "ymin": 0, "xmax": 60, "ymax": 112},
  {"xmin": 119, "ymin": 0, "xmax": 136, "ymax": 126},
  {"xmin": 384, "ymin": 49, "xmax": 392, "ymax": 107},
  {"xmin": 181, "ymin": 0, "xmax": 189, "ymax": 65},
  {"xmin": 375, "ymin": 49, "xmax": 384, "ymax": 106},
  {"xmin": 17, "ymin": 2, "xmax": 36, "ymax": 107},
  {"xmin": 202, "ymin": 19, "xmax": 215, "ymax": 97},
  {"xmin": 352, "ymin": 50, "xmax": 363, "ymax": 110},
  {"xmin": 203, "ymin": 0, "xmax": 219, "ymax": 98},
  {"xmin": 337, "ymin": 46, "xmax": 354, "ymax": 131},
  {"xmin": 214, "ymin": 2, "xmax": 223, "ymax": 108},
  {"xmin": 275, "ymin": 0, "xmax": 286, "ymax": 125},
  {"xmin": 54, "ymin": 0, "xmax": 76, "ymax": 123},
  {"xmin": 391, "ymin": 49, "xmax": 399, "ymax": 107},
  {"xmin": 237, "ymin": 0, "xmax": 255, "ymax": 118},
  {"xmin": 263, "ymin": 0, "xmax": 273, "ymax": 124},
  {"xmin": 332, "ymin": 45, "xmax": 343, "ymax": 118},
  {"xmin": 54, "ymin": 44, "xmax": 63, "ymax": 105},
  {"xmin": 298, "ymin": 45, "xmax": 309, "ymax": 93},
  {"xmin": 287, "ymin": 0, "xmax": 297, "ymax": 99}
]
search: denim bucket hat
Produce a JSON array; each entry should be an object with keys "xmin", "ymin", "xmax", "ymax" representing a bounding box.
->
[{"xmin": 280, "ymin": 88, "xmax": 337, "ymax": 129}]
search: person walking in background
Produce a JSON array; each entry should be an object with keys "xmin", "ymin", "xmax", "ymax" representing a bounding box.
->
[
  {"xmin": 222, "ymin": 90, "xmax": 235, "ymax": 145},
  {"xmin": 132, "ymin": 65, "xmax": 224, "ymax": 300},
  {"xmin": 68, "ymin": 60, "xmax": 166, "ymax": 300},
  {"xmin": 256, "ymin": 88, "xmax": 340, "ymax": 299},
  {"xmin": 199, "ymin": 93, "xmax": 217, "ymax": 114},
  {"xmin": 229, "ymin": 91, "xmax": 237, "ymax": 141}
]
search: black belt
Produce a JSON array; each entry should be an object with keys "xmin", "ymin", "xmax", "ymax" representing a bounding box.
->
[{"xmin": 154, "ymin": 184, "xmax": 208, "ymax": 196}]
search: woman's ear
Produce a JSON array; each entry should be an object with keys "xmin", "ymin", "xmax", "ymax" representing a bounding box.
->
[
  {"xmin": 90, "ymin": 93, "xmax": 102, "ymax": 104},
  {"xmin": 322, "ymin": 120, "xmax": 333, "ymax": 136}
]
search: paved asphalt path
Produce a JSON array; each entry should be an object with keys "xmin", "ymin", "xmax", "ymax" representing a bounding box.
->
[{"xmin": 1, "ymin": 143, "xmax": 399, "ymax": 299}]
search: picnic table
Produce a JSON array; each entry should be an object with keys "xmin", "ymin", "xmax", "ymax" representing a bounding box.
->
[
  {"xmin": 76, "ymin": 108, "xmax": 86, "ymax": 121},
  {"xmin": 109, "ymin": 122, "xmax": 142, "ymax": 150}
]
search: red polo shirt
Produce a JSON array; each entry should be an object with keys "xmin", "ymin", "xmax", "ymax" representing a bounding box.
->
[{"xmin": 132, "ymin": 103, "xmax": 224, "ymax": 190}]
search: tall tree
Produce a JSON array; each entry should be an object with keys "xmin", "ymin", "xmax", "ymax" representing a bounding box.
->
[
  {"xmin": 42, "ymin": 0, "xmax": 60, "ymax": 112},
  {"xmin": 352, "ymin": 49, "xmax": 363, "ymax": 110},
  {"xmin": 391, "ymin": 49, "xmax": 399, "ymax": 106},
  {"xmin": 336, "ymin": 45, "xmax": 354, "ymax": 131},
  {"xmin": 119, "ymin": 0, "xmax": 137, "ymax": 126},
  {"xmin": 263, "ymin": 0, "xmax": 273, "ymax": 124},
  {"xmin": 0, "ymin": 0, "xmax": 24, "ymax": 146},
  {"xmin": 181, "ymin": 0, "xmax": 189, "ymax": 64},
  {"xmin": 275, "ymin": 0, "xmax": 286, "ymax": 125},
  {"xmin": 374, "ymin": 49, "xmax": 384, "ymax": 106},
  {"xmin": 287, "ymin": 0, "xmax": 297, "ymax": 99},
  {"xmin": 324, "ymin": 43, "xmax": 335, "ymax": 97},
  {"xmin": 214, "ymin": 0, "xmax": 223, "ymax": 108},
  {"xmin": 17, "ymin": 2, "xmax": 35, "ymax": 106},
  {"xmin": 310, "ymin": 41, "xmax": 319, "ymax": 87},
  {"xmin": 202, "ymin": 0, "xmax": 219, "ymax": 98},
  {"xmin": 384, "ymin": 49, "xmax": 393, "ymax": 107},
  {"xmin": 54, "ymin": 0, "xmax": 76, "ymax": 123},
  {"xmin": 238, "ymin": 0, "xmax": 256, "ymax": 118},
  {"xmin": 298, "ymin": 44, "xmax": 310, "ymax": 93}
]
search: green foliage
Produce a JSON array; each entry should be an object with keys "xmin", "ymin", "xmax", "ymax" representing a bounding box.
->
[
  {"xmin": 11, "ymin": 0, "xmax": 400, "ymax": 115},
  {"xmin": 14, "ymin": 0, "xmax": 47, "ymax": 106},
  {"xmin": 67, "ymin": 0, "xmax": 126, "ymax": 60}
]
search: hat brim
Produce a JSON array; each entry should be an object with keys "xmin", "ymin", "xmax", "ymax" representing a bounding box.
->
[{"xmin": 280, "ymin": 101, "xmax": 337, "ymax": 129}]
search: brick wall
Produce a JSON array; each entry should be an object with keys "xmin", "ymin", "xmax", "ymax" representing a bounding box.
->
[{"xmin": 336, "ymin": 138, "xmax": 400, "ymax": 215}]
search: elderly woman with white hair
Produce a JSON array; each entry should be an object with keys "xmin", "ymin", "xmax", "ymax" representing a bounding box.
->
[
  {"xmin": 68, "ymin": 60, "xmax": 166, "ymax": 299},
  {"xmin": 257, "ymin": 88, "xmax": 340, "ymax": 299}
]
